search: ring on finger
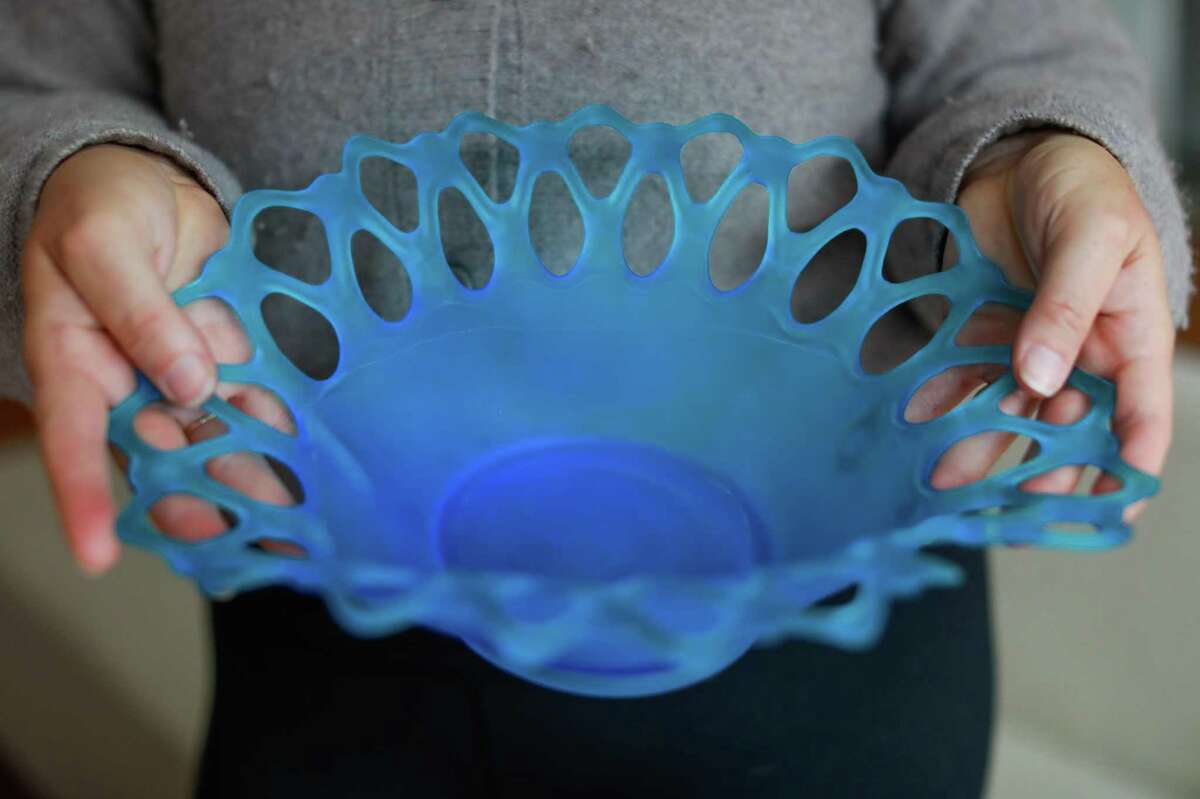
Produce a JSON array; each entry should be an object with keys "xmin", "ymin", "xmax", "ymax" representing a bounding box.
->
[{"xmin": 183, "ymin": 411, "xmax": 219, "ymax": 440}]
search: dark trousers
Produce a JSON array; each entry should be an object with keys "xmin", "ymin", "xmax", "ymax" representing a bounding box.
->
[{"xmin": 196, "ymin": 546, "xmax": 994, "ymax": 798}]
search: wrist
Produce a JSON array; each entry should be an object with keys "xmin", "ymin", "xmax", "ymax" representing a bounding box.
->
[
  {"xmin": 962, "ymin": 129, "xmax": 1076, "ymax": 188},
  {"xmin": 70, "ymin": 142, "xmax": 204, "ymax": 188}
]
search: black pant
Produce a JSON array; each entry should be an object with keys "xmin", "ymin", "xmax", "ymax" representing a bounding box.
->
[{"xmin": 196, "ymin": 546, "xmax": 994, "ymax": 798}]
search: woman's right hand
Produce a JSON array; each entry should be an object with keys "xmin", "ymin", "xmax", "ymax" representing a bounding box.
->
[{"xmin": 21, "ymin": 143, "xmax": 291, "ymax": 575}]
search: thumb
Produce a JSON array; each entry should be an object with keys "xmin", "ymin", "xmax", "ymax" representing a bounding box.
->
[
  {"xmin": 55, "ymin": 211, "xmax": 217, "ymax": 406},
  {"xmin": 1014, "ymin": 206, "xmax": 1129, "ymax": 397}
]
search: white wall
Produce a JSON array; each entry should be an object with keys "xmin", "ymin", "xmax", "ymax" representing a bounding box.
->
[
  {"xmin": 1105, "ymin": 0, "xmax": 1186, "ymax": 159},
  {"xmin": 987, "ymin": 349, "xmax": 1200, "ymax": 798},
  {"xmin": 0, "ymin": 461, "xmax": 208, "ymax": 798}
]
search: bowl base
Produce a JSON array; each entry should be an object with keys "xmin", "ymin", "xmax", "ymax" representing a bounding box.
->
[
  {"xmin": 436, "ymin": 437, "xmax": 765, "ymax": 581},
  {"xmin": 437, "ymin": 437, "xmax": 764, "ymax": 696},
  {"xmin": 463, "ymin": 635, "xmax": 757, "ymax": 698}
]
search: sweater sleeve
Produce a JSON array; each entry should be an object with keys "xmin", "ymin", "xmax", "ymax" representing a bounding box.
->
[
  {"xmin": 0, "ymin": 0, "xmax": 242, "ymax": 404},
  {"xmin": 878, "ymin": 0, "xmax": 1193, "ymax": 328}
]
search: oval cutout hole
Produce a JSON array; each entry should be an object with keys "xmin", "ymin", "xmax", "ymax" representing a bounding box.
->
[
  {"xmin": 133, "ymin": 403, "xmax": 230, "ymax": 451},
  {"xmin": 1020, "ymin": 463, "xmax": 1122, "ymax": 497},
  {"xmin": 955, "ymin": 302, "xmax": 1023, "ymax": 347},
  {"xmin": 905, "ymin": 363, "xmax": 1015, "ymax": 423},
  {"xmin": 623, "ymin": 174, "xmax": 674, "ymax": 276},
  {"xmin": 1024, "ymin": 385, "xmax": 1093, "ymax": 426},
  {"xmin": 1043, "ymin": 521, "xmax": 1100, "ymax": 536},
  {"xmin": 205, "ymin": 451, "xmax": 303, "ymax": 506},
  {"xmin": 791, "ymin": 229, "xmax": 866, "ymax": 323},
  {"xmin": 438, "ymin": 188, "xmax": 494, "ymax": 289},
  {"xmin": 1089, "ymin": 469, "xmax": 1125, "ymax": 496},
  {"xmin": 569, "ymin": 125, "xmax": 631, "ymax": 198},
  {"xmin": 260, "ymin": 293, "xmax": 339, "ymax": 380},
  {"xmin": 968, "ymin": 506, "xmax": 1015, "ymax": 518},
  {"xmin": 681, "ymin": 132, "xmax": 743, "ymax": 203},
  {"xmin": 252, "ymin": 207, "xmax": 330, "ymax": 284},
  {"xmin": 811, "ymin": 582, "xmax": 860, "ymax": 609},
  {"xmin": 360, "ymin": 157, "xmax": 419, "ymax": 233},
  {"xmin": 351, "ymin": 230, "xmax": 412, "ymax": 322},
  {"xmin": 932, "ymin": 432, "xmax": 1041, "ymax": 491},
  {"xmin": 529, "ymin": 172, "xmax": 585, "ymax": 276},
  {"xmin": 149, "ymin": 493, "xmax": 235, "ymax": 542},
  {"xmin": 110, "ymin": 443, "xmax": 130, "ymax": 475},
  {"xmin": 249, "ymin": 538, "xmax": 309, "ymax": 558},
  {"xmin": 709, "ymin": 182, "xmax": 768, "ymax": 291},
  {"xmin": 787, "ymin": 157, "xmax": 857, "ymax": 232},
  {"xmin": 221, "ymin": 382, "xmax": 299, "ymax": 437},
  {"xmin": 885, "ymin": 217, "xmax": 959, "ymax": 282},
  {"xmin": 459, "ymin": 132, "xmax": 520, "ymax": 204},
  {"xmin": 861, "ymin": 295, "xmax": 949, "ymax": 375}
]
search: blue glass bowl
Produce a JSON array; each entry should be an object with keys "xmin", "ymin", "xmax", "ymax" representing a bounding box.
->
[{"xmin": 108, "ymin": 105, "xmax": 1156, "ymax": 697}]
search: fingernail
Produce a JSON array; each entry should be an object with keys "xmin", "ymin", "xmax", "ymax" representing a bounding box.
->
[
  {"xmin": 164, "ymin": 353, "xmax": 213, "ymax": 406},
  {"xmin": 998, "ymin": 389, "xmax": 1030, "ymax": 415},
  {"xmin": 1123, "ymin": 500, "xmax": 1147, "ymax": 524},
  {"xmin": 78, "ymin": 535, "xmax": 118, "ymax": 576},
  {"xmin": 1021, "ymin": 345, "xmax": 1066, "ymax": 397},
  {"xmin": 77, "ymin": 558, "xmax": 102, "ymax": 577}
]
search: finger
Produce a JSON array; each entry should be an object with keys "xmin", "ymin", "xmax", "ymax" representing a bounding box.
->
[
  {"xmin": 905, "ymin": 363, "xmax": 1007, "ymax": 424},
  {"xmin": 53, "ymin": 212, "xmax": 216, "ymax": 407},
  {"xmin": 1013, "ymin": 206, "xmax": 1130, "ymax": 397},
  {"xmin": 185, "ymin": 298, "xmax": 253, "ymax": 365},
  {"xmin": 171, "ymin": 200, "xmax": 253, "ymax": 384},
  {"xmin": 33, "ymin": 366, "xmax": 120, "ymax": 574},
  {"xmin": 144, "ymin": 409, "xmax": 231, "ymax": 540},
  {"xmin": 1017, "ymin": 387, "xmax": 1092, "ymax": 495},
  {"xmin": 182, "ymin": 406, "xmax": 301, "ymax": 554},
  {"xmin": 953, "ymin": 301, "xmax": 1023, "ymax": 349},
  {"xmin": 180, "ymin": 400, "xmax": 293, "ymax": 508},
  {"xmin": 110, "ymin": 394, "xmax": 229, "ymax": 541},
  {"xmin": 190, "ymin": 390, "xmax": 304, "ymax": 556},
  {"xmin": 930, "ymin": 389, "xmax": 1039, "ymax": 490},
  {"xmin": 142, "ymin": 403, "xmax": 296, "ymax": 542},
  {"xmin": 1112, "ymin": 340, "xmax": 1174, "ymax": 478},
  {"xmin": 1099, "ymin": 244, "xmax": 1175, "ymax": 520},
  {"xmin": 125, "ymin": 384, "xmax": 298, "ymax": 543},
  {"xmin": 192, "ymin": 423, "xmax": 303, "ymax": 556},
  {"xmin": 22, "ymin": 250, "xmax": 136, "ymax": 574},
  {"xmin": 205, "ymin": 451, "xmax": 295, "ymax": 507},
  {"xmin": 1112, "ymin": 349, "xmax": 1173, "ymax": 524},
  {"xmin": 169, "ymin": 184, "xmax": 230, "ymax": 288},
  {"xmin": 954, "ymin": 174, "xmax": 1039, "ymax": 291},
  {"xmin": 222, "ymin": 384, "xmax": 297, "ymax": 436},
  {"xmin": 148, "ymin": 493, "xmax": 229, "ymax": 542}
]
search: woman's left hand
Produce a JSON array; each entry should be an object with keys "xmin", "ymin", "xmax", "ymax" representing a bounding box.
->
[{"xmin": 922, "ymin": 131, "xmax": 1175, "ymax": 513}]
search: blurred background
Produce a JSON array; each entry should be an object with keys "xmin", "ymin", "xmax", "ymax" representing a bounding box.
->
[{"xmin": 1, "ymin": 2, "xmax": 1197, "ymax": 797}]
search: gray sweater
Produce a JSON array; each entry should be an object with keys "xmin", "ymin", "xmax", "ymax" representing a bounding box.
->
[{"xmin": 0, "ymin": 0, "xmax": 1192, "ymax": 404}]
